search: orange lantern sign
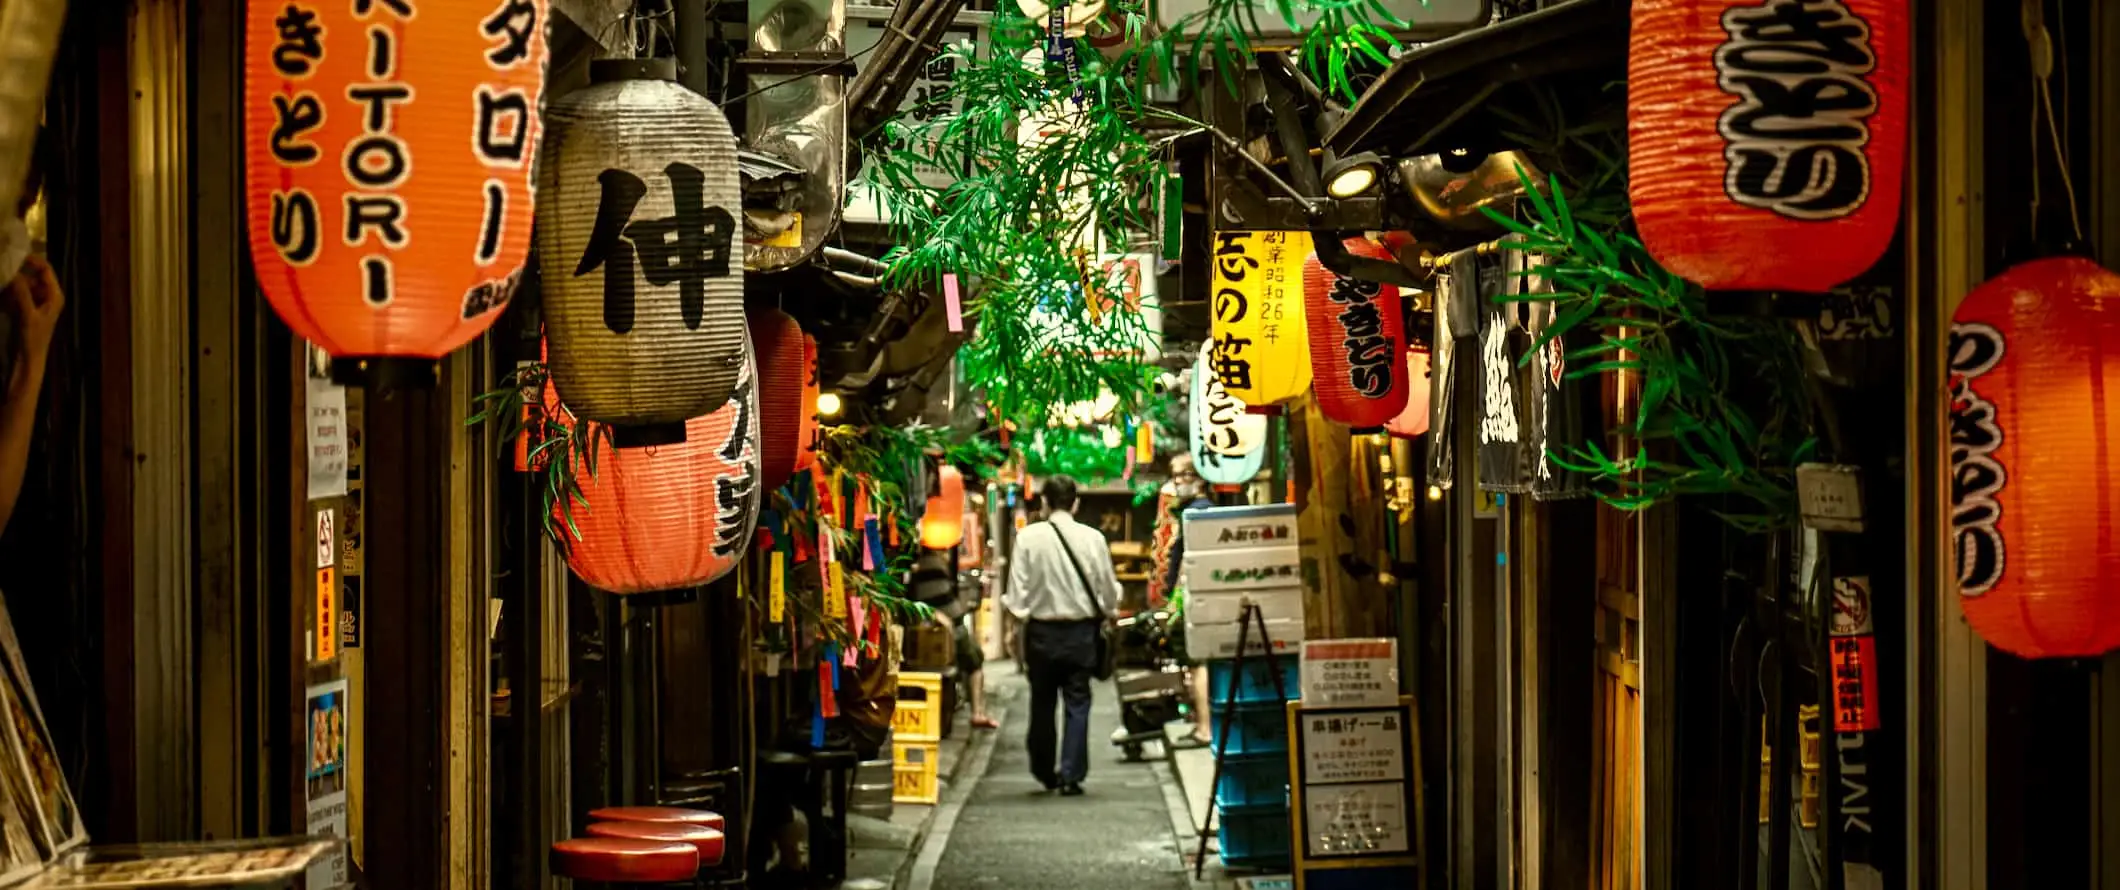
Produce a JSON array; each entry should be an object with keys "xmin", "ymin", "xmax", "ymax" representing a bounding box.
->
[
  {"xmin": 1304, "ymin": 238, "xmax": 1409, "ymax": 430},
  {"xmin": 244, "ymin": 0, "xmax": 549, "ymax": 381},
  {"xmin": 555, "ymin": 342, "xmax": 761, "ymax": 595},
  {"xmin": 1628, "ymin": 0, "xmax": 1907, "ymax": 293},
  {"xmin": 920, "ymin": 465, "xmax": 966, "ymax": 550},
  {"xmin": 795, "ymin": 334, "xmax": 821, "ymax": 474},
  {"xmin": 1950, "ymin": 257, "xmax": 2120, "ymax": 658},
  {"xmin": 750, "ymin": 307, "xmax": 807, "ymax": 493}
]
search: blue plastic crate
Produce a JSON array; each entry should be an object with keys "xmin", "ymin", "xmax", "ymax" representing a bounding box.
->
[
  {"xmin": 1216, "ymin": 803, "xmax": 1292, "ymax": 867},
  {"xmin": 1213, "ymin": 755, "xmax": 1291, "ymax": 808},
  {"xmin": 1214, "ymin": 702, "xmax": 1291, "ymax": 756},
  {"xmin": 1208, "ymin": 659, "xmax": 1301, "ymax": 705}
]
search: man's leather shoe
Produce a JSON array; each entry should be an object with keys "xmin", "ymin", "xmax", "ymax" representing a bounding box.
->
[{"xmin": 1059, "ymin": 783, "xmax": 1084, "ymax": 796}]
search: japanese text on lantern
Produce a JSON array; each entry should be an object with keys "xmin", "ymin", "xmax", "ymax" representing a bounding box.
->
[
  {"xmin": 713, "ymin": 376, "xmax": 759, "ymax": 559},
  {"xmin": 1713, "ymin": 0, "xmax": 1881, "ymax": 221},
  {"xmin": 1212, "ymin": 232, "xmax": 1257, "ymax": 391},
  {"xmin": 577, "ymin": 163, "xmax": 738, "ymax": 336},
  {"xmin": 1947, "ymin": 321, "xmax": 2006, "ymax": 597},
  {"xmin": 1327, "ymin": 272, "xmax": 1394, "ymax": 399},
  {"xmin": 1201, "ymin": 374, "xmax": 1245, "ymax": 454}
]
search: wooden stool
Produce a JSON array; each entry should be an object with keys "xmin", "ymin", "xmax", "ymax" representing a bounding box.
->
[
  {"xmin": 588, "ymin": 821, "xmax": 727, "ymax": 868},
  {"xmin": 550, "ymin": 837, "xmax": 699, "ymax": 884},
  {"xmin": 587, "ymin": 806, "xmax": 725, "ymax": 834}
]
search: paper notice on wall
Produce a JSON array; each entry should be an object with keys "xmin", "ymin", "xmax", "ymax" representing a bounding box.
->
[
  {"xmin": 305, "ymin": 679, "xmax": 350, "ymax": 889},
  {"xmin": 1301, "ymin": 639, "xmax": 1399, "ymax": 708},
  {"xmin": 306, "ymin": 366, "xmax": 350, "ymax": 502}
]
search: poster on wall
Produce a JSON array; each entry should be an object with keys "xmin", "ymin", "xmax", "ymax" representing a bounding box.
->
[
  {"xmin": 0, "ymin": 593, "xmax": 87, "ymax": 885},
  {"xmin": 304, "ymin": 680, "xmax": 350, "ymax": 889},
  {"xmin": 305, "ymin": 345, "xmax": 349, "ymax": 502}
]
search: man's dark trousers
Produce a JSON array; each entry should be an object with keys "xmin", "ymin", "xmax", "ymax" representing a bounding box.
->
[{"xmin": 1023, "ymin": 618, "xmax": 1099, "ymax": 788}]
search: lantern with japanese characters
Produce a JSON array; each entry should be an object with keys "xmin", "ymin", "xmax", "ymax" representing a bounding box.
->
[
  {"xmin": 1385, "ymin": 350, "xmax": 1433, "ymax": 438},
  {"xmin": 1304, "ymin": 238, "xmax": 1409, "ymax": 429},
  {"xmin": 920, "ymin": 466, "xmax": 966, "ymax": 550},
  {"xmin": 243, "ymin": 0, "xmax": 549, "ymax": 383},
  {"xmin": 1628, "ymin": 0, "xmax": 1907, "ymax": 293},
  {"xmin": 796, "ymin": 335, "xmax": 821, "ymax": 473},
  {"xmin": 554, "ymin": 338, "xmax": 761, "ymax": 595},
  {"xmin": 1949, "ymin": 257, "xmax": 2120, "ymax": 658},
  {"xmin": 539, "ymin": 58, "xmax": 746, "ymax": 447},
  {"xmin": 750, "ymin": 307, "xmax": 808, "ymax": 493},
  {"xmin": 1209, "ymin": 230, "xmax": 1312, "ymax": 407},
  {"xmin": 1190, "ymin": 351, "xmax": 1265, "ymax": 488}
]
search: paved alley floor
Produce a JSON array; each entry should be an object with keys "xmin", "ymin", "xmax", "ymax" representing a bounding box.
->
[{"xmin": 917, "ymin": 665, "xmax": 1192, "ymax": 890}]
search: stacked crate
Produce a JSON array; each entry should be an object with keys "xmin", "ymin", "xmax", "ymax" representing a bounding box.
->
[
  {"xmin": 1206, "ymin": 659, "xmax": 1299, "ymax": 868},
  {"xmin": 892, "ymin": 672, "xmax": 944, "ymax": 804}
]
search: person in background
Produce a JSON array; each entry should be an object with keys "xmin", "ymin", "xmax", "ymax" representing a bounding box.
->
[
  {"xmin": 1164, "ymin": 476, "xmax": 1217, "ymax": 748},
  {"xmin": 0, "ymin": 133, "xmax": 63, "ymax": 536},
  {"xmin": 1003, "ymin": 475, "xmax": 1120, "ymax": 796}
]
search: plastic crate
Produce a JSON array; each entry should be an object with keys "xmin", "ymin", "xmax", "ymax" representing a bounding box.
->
[
  {"xmin": 1216, "ymin": 803, "xmax": 1292, "ymax": 867},
  {"xmin": 892, "ymin": 672, "xmax": 945, "ymax": 742},
  {"xmin": 1208, "ymin": 659, "xmax": 1301, "ymax": 706},
  {"xmin": 1213, "ymin": 755, "xmax": 1291, "ymax": 808},
  {"xmin": 1214, "ymin": 702, "xmax": 1292, "ymax": 756},
  {"xmin": 892, "ymin": 741, "xmax": 939, "ymax": 804}
]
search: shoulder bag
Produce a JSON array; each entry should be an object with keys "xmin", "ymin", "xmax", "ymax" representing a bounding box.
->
[{"xmin": 1048, "ymin": 523, "xmax": 1117, "ymax": 681}]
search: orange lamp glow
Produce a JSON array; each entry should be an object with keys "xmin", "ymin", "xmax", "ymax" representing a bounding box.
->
[{"xmin": 920, "ymin": 466, "xmax": 966, "ymax": 550}]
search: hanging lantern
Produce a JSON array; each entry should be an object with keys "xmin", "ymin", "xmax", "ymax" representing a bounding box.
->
[
  {"xmin": 1190, "ymin": 351, "xmax": 1265, "ymax": 488},
  {"xmin": 539, "ymin": 58, "xmax": 746, "ymax": 446},
  {"xmin": 555, "ymin": 338, "xmax": 761, "ymax": 595},
  {"xmin": 1385, "ymin": 349, "xmax": 1433, "ymax": 439},
  {"xmin": 1628, "ymin": 0, "xmax": 1907, "ymax": 293},
  {"xmin": 243, "ymin": 0, "xmax": 550, "ymax": 384},
  {"xmin": 920, "ymin": 466, "xmax": 966, "ymax": 550},
  {"xmin": 1209, "ymin": 231, "xmax": 1312, "ymax": 406},
  {"xmin": 1304, "ymin": 237, "xmax": 1409, "ymax": 430},
  {"xmin": 1949, "ymin": 257, "xmax": 2120, "ymax": 658},
  {"xmin": 795, "ymin": 334, "xmax": 821, "ymax": 473},
  {"xmin": 750, "ymin": 307, "xmax": 808, "ymax": 493}
]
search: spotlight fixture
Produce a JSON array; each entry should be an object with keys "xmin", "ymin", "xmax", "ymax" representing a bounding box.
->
[
  {"xmin": 816, "ymin": 392, "xmax": 844, "ymax": 418},
  {"xmin": 1323, "ymin": 150, "xmax": 1385, "ymax": 199},
  {"xmin": 1426, "ymin": 485, "xmax": 1443, "ymax": 502}
]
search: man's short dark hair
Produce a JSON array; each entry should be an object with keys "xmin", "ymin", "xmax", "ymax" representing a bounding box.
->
[{"xmin": 1040, "ymin": 475, "xmax": 1078, "ymax": 510}]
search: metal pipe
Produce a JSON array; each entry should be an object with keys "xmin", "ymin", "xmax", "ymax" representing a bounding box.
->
[
  {"xmin": 674, "ymin": 0, "xmax": 712, "ymax": 97},
  {"xmin": 823, "ymin": 245, "xmax": 890, "ymax": 275}
]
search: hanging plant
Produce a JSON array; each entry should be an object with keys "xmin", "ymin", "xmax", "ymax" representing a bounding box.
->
[
  {"xmin": 1485, "ymin": 171, "xmax": 1818, "ymax": 531},
  {"xmin": 467, "ymin": 362, "xmax": 616, "ymax": 547}
]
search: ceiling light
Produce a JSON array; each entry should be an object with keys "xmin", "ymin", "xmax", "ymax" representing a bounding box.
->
[
  {"xmin": 816, "ymin": 392, "xmax": 843, "ymax": 418},
  {"xmin": 1324, "ymin": 151, "xmax": 1384, "ymax": 199}
]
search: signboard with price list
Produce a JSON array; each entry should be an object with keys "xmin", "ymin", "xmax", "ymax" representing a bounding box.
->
[{"xmin": 1285, "ymin": 698, "xmax": 1421, "ymax": 890}]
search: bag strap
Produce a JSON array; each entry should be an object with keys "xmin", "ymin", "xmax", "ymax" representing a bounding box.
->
[{"xmin": 1047, "ymin": 521, "xmax": 1106, "ymax": 622}]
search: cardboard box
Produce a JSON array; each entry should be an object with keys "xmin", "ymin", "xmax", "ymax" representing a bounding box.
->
[
  {"xmin": 1186, "ymin": 587, "xmax": 1305, "ymax": 625},
  {"xmin": 1182, "ymin": 504, "xmax": 1299, "ymax": 554},
  {"xmin": 1182, "ymin": 546, "xmax": 1302, "ymax": 593},
  {"xmin": 1185, "ymin": 614, "xmax": 1304, "ymax": 661}
]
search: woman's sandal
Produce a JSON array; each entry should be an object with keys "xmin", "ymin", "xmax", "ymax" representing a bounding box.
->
[{"xmin": 971, "ymin": 716, "xmax": 1000, "ymax": 730}]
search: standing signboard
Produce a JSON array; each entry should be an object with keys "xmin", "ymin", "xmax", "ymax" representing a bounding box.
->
[{"xmin": 1285, "ymin": 697, "xmax": 1421, "ymax": 889}]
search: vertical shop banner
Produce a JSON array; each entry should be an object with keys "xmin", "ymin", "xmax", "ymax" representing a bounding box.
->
[
  {"xmin": 314, "ymin": 566, "xmax": 336, "ymax": 663},
  {"xmin": 305, "ymin": 346, "xmax": 349, "ymax": 501},
  {"xmin": 305, "ymin": 679, "xmax": 351, "ymax": 889}
]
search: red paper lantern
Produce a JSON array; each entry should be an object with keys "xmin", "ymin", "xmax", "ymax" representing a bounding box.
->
[
  {"xmin": 1304, "ymin": 238, "xmax": 1408, "ymax": 429},
  {"xmin": 750, "ymin": 307, "xmax": 807, "ymax": 493},
  {"xmin": 1949, "ymin": 257, "xmax": 2120, "ymax": 658},
  {"xmin": 920, "ymin": 466, "xmax": 966, "ymax": 550},
  {"xmin": 795, "ymin": 334, "xmax": 821, "ymax": 474},
  {"xmin": 552, "ymin": 343, "xmax": 760, "ymax": 594},
  {"xmin": 1385, "ymin": 349, "xmax": 1433, "ymax": 439},
  {"xmin": 244, "ymin": 0, "xmax": 549, "ymax": 377},
  {"xmin": 1629, "ymin": 0, "xmax": 1907, "ymax": 293}
]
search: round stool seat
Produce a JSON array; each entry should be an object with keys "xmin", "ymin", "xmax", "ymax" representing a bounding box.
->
[
  {"xmin": 589, "ymin": 821, "xmax": 727, "ymax": 867},
  {"xmin": 587, "ymin": 806, "xmax": 725, "ymax": 833},
  {"xmin": 550, "ymin": 837, "xmax": 699, "ymax": 883}
]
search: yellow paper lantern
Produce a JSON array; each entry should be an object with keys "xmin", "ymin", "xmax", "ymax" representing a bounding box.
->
[{"xmin": 1209, "ymin": 230, "xmax": 1313, "ymax": 406}]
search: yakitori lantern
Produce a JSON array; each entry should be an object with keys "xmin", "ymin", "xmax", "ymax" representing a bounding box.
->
[
  {"xmin": 1950, "ymin": 258, "xmax": 2120, "ymax": 657},
  {"xmin": 1304, "ymin": 238, "xmax": 1409, "ymax": 429},
  {"xmin": 539, "ymin": 58, "xmax": 745, "ymax": 446},
  {"xmin": 244, "ymin": 0, "xmax": 549, "ymax": 382},
  {"xmin": 1209, "ymin": 231, "xmax": 1312, "ymax": 406},
  {"xmin": 920, "ymin": 466, "xmax": 966, "ymax": 550},
  {"xmin": 556, "ymin": 340, "xmax": 761, "ymax": 595},
  {"xmin": 1385, "ymin": 350, "xmax": 1433, "ymax": 439},
  {"xmin": 749, "ymin": 307, "xmax": 808, "ymax": 493},
  {"xmin": 1190, "ymin": 351, "xmax": 1265, "ymax": 487},
  {"xmin": 795, "ymin": 335, "xmax": 821, "ymax": 473},
  {"xmin": 1629, "ymin": 0, "xmax": 1907, "ymax": 293}
]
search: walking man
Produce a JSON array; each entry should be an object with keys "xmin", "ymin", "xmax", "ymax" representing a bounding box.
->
[{"xmin": 1003, "ymin": 475, "xmax": 1120, "ymax": 796}]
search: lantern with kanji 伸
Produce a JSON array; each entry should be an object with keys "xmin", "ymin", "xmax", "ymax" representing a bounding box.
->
[
  {"xmin": 1304, "ymin": 237, "xmax": 1409, "ymax": 429},
  {"xmin": 1385, "ymin": 350, "xmax": 1433, "ymax": 439},
  {"xmin": 555, "ymin": 339, "xmax": 761, "ymax": 595},
  {"xmin": 1628, "ymin": 0, "xmax": 1907, "ymax": 293},
  {"xmin": 1209, "ymin": 231, "xmax": 1313, "ymax": 407},
  {"xmin": 244, "ymin": 0, "xmax": 550, "ymax": 384},
  {"xmin": 1949, "ymin": 257, "xmax": 2120, "ymax": 658},
  {"xmin": 920, "ymin": 466, "xmax": 966, "ymax": 550},
  {"xmin": 750, "ymin": 306, "xmax": 809, "ymax": 493},
  {"xmin": 1190, "ymin": 351, "xmax": 1265, "ymax": 488},
  {"xmin": 539, "ymin": 58, "xmax": 745, "ymax": 446}
]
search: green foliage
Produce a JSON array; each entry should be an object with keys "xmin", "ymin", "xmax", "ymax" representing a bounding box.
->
[
  {"xmin": 466, "ymin": 364, "xmax": 615, "ymax": 548},
  {"xmin": 1484, "ymin": 171, "xmax": 1818, "ymax": 532},
  {"xmin": 814, "ymin": 422, "xmax": 1004, "ymax": 523}
]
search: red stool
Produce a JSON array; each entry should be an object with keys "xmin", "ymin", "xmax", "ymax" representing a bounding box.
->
[
  {"xmin": 588, "ymin": 821, "xmax": 727, "ymax": 867},
  {"xmin": 587, "ymin": 806, "xmax": 725, "ymax": 834},
  {"xmin": 550, "ymin": 837, "xmax": 699, "ymax": 884}
]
